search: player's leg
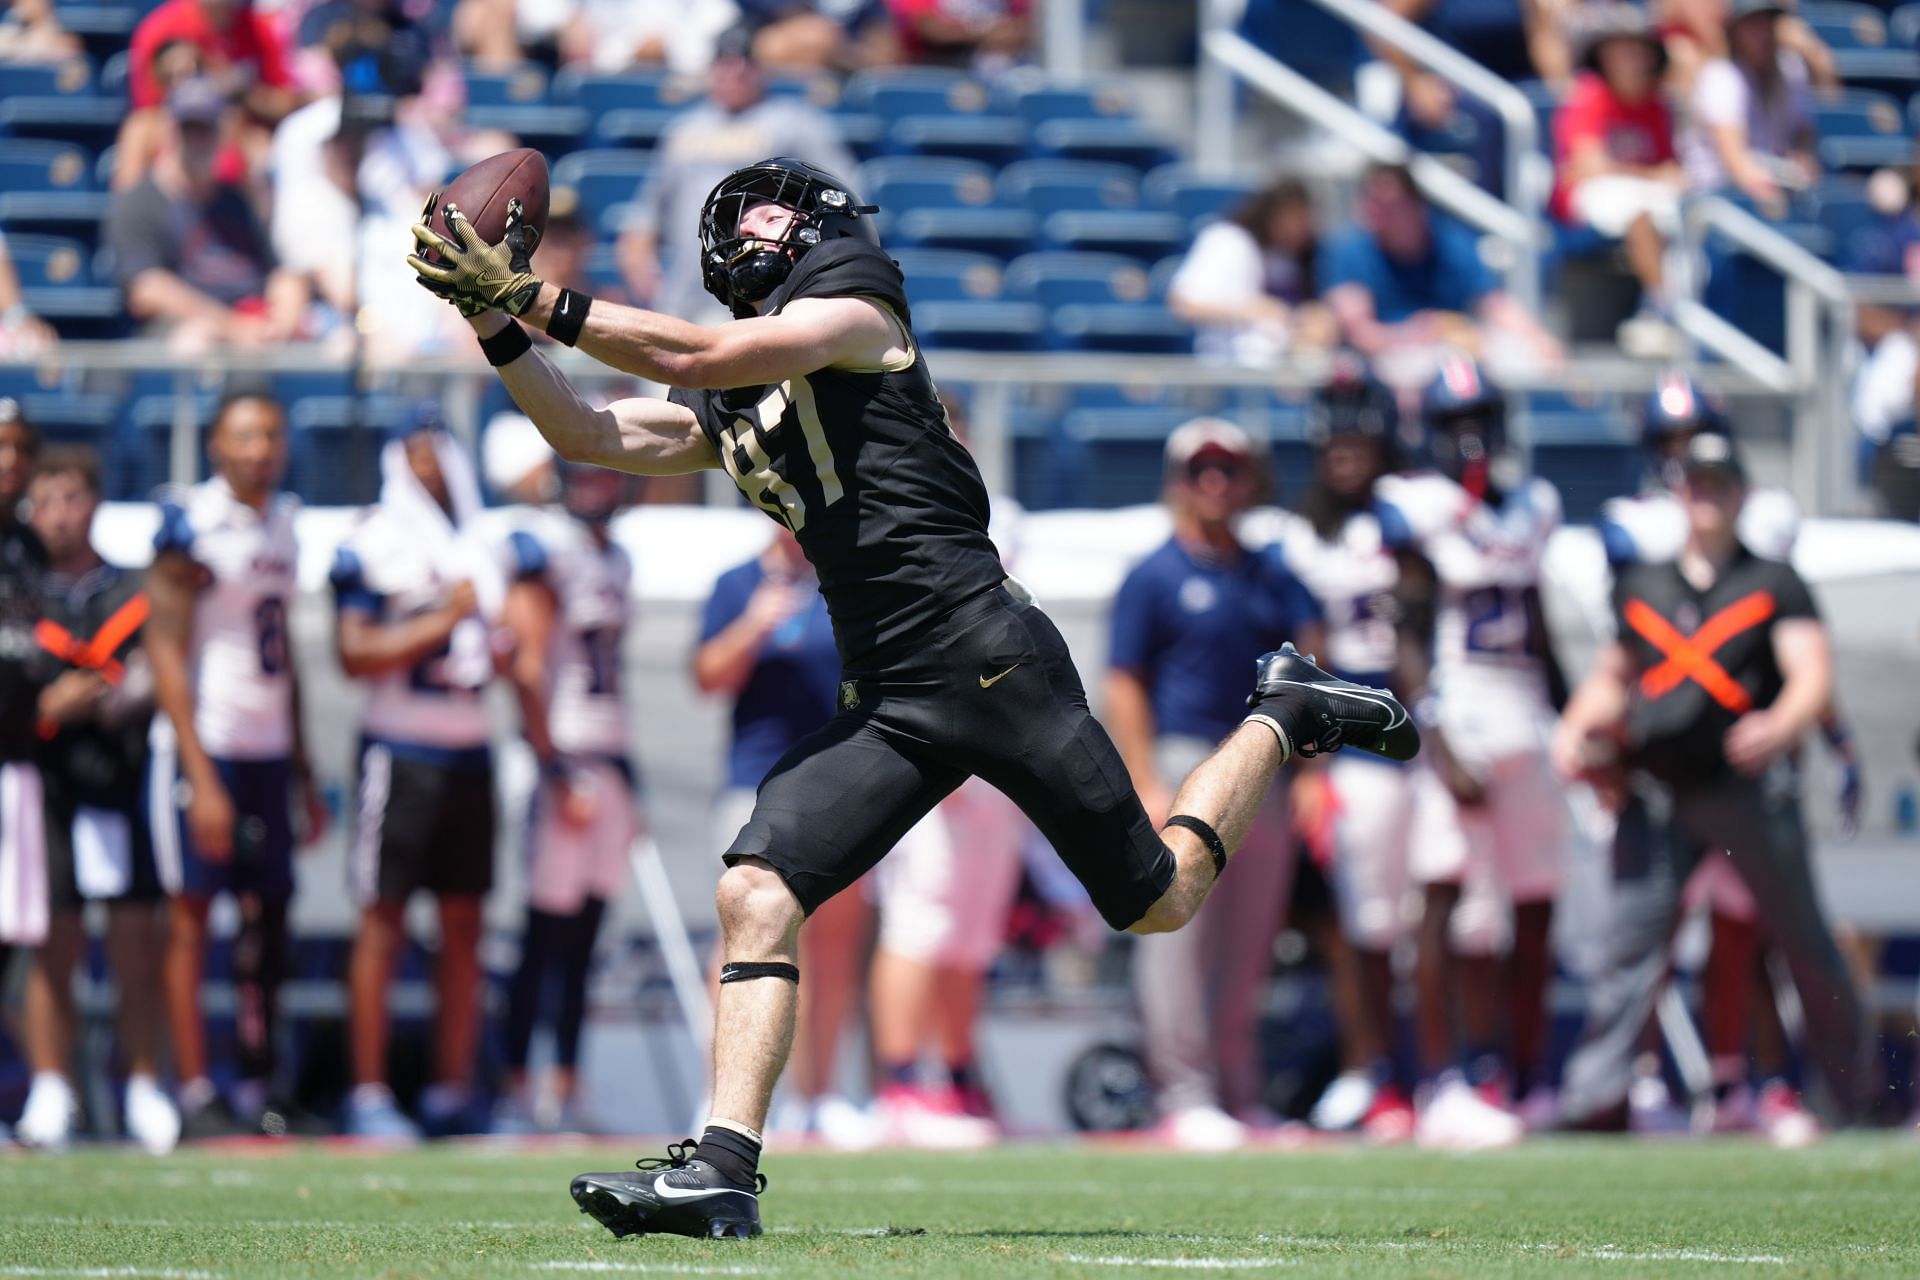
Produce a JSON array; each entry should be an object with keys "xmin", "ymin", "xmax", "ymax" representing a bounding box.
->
[
  {"xmin": 1558, "ymin": 777, "xmax": 1693, "ymax": 1127},
  {"xmin": 223, "ymin": 759, "xmax": 299, "ymax": 1127},
  {"xmin": 422, "ymin": 752, "xmax": 497, "ymax": 1134},
  {"xmin": 347, "ymin": 900, "xmax": 408, "ymax": 1117},
  {"xmin": 551, "ymin": 895, "xmax": 607, "ymax": 1115},
  {"xmin": 503, "ymin": 907, "xmax": 563, "ymax": 1120},
  {"xmin": 1493, "ymin": 749, "xmax": 1569, "ymax": 1114},
  {"xmin": 432, "ymin": 894, "xmax": 486, "ymax": 1114},
  {"xmin": 105, "ymin": 897, "xmax": 178, "ymax": 1152},
  {"xmin": 572, "ymin": 712, "xmax": 960, "ymax": 1239},
  {"xmin": 18, "ymin": 909, "xmax": 83, "ymax": 1148},
  {"xmin": 1684, "ymin": 771, "xmax": 1868, "ymax": 1124}
]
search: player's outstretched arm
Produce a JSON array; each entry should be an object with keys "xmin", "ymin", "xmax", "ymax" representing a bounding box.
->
[
  {"xmin": 519, "ymin": 287, "xmax": 899, "ymax": 390},
  {"xmin": 467, "ymin": 312, "xmax": 717, "ymax": 477}
]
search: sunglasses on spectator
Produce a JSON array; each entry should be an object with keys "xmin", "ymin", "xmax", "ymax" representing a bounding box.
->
[{"xmin": 1186, "ymin": 455, "xmax": 1250, "ymax": 481}]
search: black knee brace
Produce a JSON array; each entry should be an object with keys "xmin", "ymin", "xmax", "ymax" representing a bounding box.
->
[
  {"xmin": 1164, "ymin": 814, "xmax": 1227, "ymax": 881},
  {"xmin": 719, "ymin": 961, "xmax": 799, "ymax": 985}
]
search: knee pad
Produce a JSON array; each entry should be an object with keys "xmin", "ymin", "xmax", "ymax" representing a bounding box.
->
[{"xmin": 719, "ymin": 961, "xmax": 799, "ymax": 985}]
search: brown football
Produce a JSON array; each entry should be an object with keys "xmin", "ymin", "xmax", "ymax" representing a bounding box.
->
[{"xmin": 425, "ymin": 148, "xmax": 550, "ymax": 261}]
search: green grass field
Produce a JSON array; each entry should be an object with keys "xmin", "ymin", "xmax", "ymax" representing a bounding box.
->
[{"xmin": 2, "ymin": 1136, "xmax": 1916, "ymax": 1278}]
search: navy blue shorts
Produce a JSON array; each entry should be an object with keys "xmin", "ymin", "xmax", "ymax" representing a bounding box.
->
[{"xmin": 148, "ymin": 750, "xmax": 296, "ymax": 902}]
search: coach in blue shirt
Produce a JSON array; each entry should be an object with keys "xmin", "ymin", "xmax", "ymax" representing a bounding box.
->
[
  {"xmin": 1105, "ymin": 418, "xmax": 1325, "ymax": 1150},
  {"xmin": 1320, "ymin": 164, "xmax": 1561, "ymax": 368}
]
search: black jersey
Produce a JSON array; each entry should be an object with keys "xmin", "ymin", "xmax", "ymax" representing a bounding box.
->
[
  {"xmin": 1613, "ymin": 546, "xmax": 1819, "ymax": 784},
  {"xmin": 38, "ymin": 562, "xmax": 150, "ymax": 810},
  {"xmin": 0, "ymin": 518, "xmax": 48, "ymax": 764},
  {"xmin": 671, "ymin": 238, "xmax": 1006, "ymax": 669}
]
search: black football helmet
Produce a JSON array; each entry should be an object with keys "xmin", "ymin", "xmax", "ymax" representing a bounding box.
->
[{"xmin": 698, "ymin": 156, "xmax": 880, "ymax": 312}]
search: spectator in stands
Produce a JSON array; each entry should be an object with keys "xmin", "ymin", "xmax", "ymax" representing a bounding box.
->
[
  {"xmin": 0, "ymin": 401, "xmax": 46, "ymax": 1091},
  {"xmin": 886, "ymin": 0, "xmax": 1029, "ymax": 72},
  {"xmin": 107, "ymin": 78, "xmax": 312, "ymax": 352},
  {"xmin": 113, "ymin": 38, "xmax": 214, "ymax": 191},
  {"xmin": 695, "ymin": 527, "xmax": 878, "ymax": 1148},
  {"xmin": 129, "ymin": 0, "xmax": 298, "ymax": 125},
  {"xmin": 1660, "ymin": 0, "xmax": 1837, "ymax": 99},
  {"xmin": 1168, "ymin": 177, "xmax": 1336, "ymax": 367},
  {"xmin": 293, "ymin": 0, "xmax": 435, "ymax": 97},
  {"xmin": 1846, "ymin": 161, "xmax": 1920, "ymax": 519},
  {"xmin": 743, "ymin": 0, "xmax": 899, "ymax": 72},
  {"xmin": 615, "ymin": 24, "xmax": 855, "ymax": 323},
  {"xmin": 1681, "ymin": 0, "xmax": 1817, "ymax": 212},
  {"xmin": 1320, "ymin": 164, "xmax": 1562, "ymax": 381},
  {"xmin": 1106, "ymin": 419, "xmax": 1323, "ymax": 1151},
  {"xmin": 1552, "ymin": 5, "xmax": 1685, "ymax": 359},
  {"xmin": 0, "ymin": 0, "xmax": 83, "ymax": 62},
  {"xmin": 0, "ymin": 233, "xmax": 57, "ymax": 358},
  {"xmin": 451, "ymin": 0, "xmax": 738, "ymax": 73},
  {"xmin": 14, "ymin": 447, "xmax": 179, "ymax": 1156}
]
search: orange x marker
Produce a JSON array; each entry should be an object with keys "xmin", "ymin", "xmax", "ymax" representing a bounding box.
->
[{"xmin": 1623, "ymin": 590, "xmax": 1774, "ymax": 714}]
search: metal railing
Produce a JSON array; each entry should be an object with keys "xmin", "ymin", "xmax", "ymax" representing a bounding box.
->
[
  {"xmin": 1680, "ymin": 197, "xmax": 1859, "ymax": 514},
  {"xmin": 1198, "ymin": 0, "xmax": 1545, "ymax": 309},
  {"xmin": 2, "ymin": 341, "xmax": 1778, "ymax": 503}
]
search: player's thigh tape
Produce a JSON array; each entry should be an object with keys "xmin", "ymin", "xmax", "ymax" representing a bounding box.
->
[
  {"xmin": 719, "ymin": 961, "xmax": 800, "ymax": 984},
  {"xmin": 1163, "ymin": 814, "xmax": 1227, "ymax": 881}
]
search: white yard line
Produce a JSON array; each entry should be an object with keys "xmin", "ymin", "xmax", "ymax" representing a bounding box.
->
[
  {"xmin": 526, "ymin": 1264, "xmax": 768, "ymax": 1276},
  {"xmin": 0, "ymin": 1269, "xmax": 220, "ymax": 1280},
  {"xmin": 1057, "ymin": 1257, "xmax": 1297, "ymax": 1271}
]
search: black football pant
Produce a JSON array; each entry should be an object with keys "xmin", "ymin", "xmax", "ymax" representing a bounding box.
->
[{"xmin": 1559, "ymin": 763, "xmax": 1868, "ymax": 1124}]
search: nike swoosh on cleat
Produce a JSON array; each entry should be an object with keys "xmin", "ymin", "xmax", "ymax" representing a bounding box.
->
[
  {"xmin": 652, "ymin": 1182, "xmax": 750, "ymax": 1202},
  {"xmin": 979, "ymin": 664, "xmax": 1020, "ymax": 689}
]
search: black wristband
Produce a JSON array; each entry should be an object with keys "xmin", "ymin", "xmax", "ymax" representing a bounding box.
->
[
  {"xmin": 478, "ymin": 319, "xmax": 533, "ymax": 367},
  {"xmin": 1164, "ymin": 814, "xmax": 1228, "ymax": 882},
  {"xmin": 547, "ymin": 287, "xmax": 592, "ymax": 347}
]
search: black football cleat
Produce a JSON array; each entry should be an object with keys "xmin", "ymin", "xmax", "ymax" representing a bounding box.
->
[
  {"xmin": 1247, "ymin": 643, "xmax": 1420, "ymax": 761},
  {"xmin": 571, "ymin": 1141, "xmax": 765, "ymax": 1240}
]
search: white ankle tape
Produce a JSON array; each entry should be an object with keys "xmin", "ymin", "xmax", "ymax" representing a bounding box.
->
[
  {"xmin": 705, "ymin": 1116, "xmax": 765, "ymax": 1145},
  {"xmin": 1245, "ymin": 714, "xmax": 1294, "ymax": 762}
]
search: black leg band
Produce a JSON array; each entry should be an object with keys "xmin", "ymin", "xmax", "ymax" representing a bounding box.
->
[
  {"xmin": 719, "ymin": 961, "xmax": 800, "ymax": 985},
  {"xmin": 547, "ymin": 287, "xmax": 593, "ymax": 347},
  {"xmin": 478, "ymin": 319, "xmax": 533, "ymax": 367},
  {"xmin": 1164, "ymin": 814, "xmax": 1228, "ymax": 882}
]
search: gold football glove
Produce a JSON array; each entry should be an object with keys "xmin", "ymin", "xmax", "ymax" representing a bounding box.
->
[{"xmin": 407, "ymin": 193, "xmax": 544, "ymax": 317}]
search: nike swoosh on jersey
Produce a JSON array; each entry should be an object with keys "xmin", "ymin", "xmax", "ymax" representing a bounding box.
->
[{"xmin": 979, "ymin": 664, "xmax": 1020, "ymax": 688}]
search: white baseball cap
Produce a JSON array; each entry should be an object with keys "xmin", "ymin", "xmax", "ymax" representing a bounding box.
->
[
  {"xmin": 482, "ymin": 414, "xmax": 555, "ymax": 495},
  {"xmin": 1165, "ymin": 417, "xmax": 1257, "ymax": 469}
]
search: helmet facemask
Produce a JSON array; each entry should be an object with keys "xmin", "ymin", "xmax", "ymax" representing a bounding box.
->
[{"xmin": 698, "ymin": 161, "xmax": 876, "ymax": 312}]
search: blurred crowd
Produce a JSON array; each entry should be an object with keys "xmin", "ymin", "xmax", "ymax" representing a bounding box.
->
[{"xmin": 0, "ymin": 343, "xmax": 1913, "ymax": 1153}]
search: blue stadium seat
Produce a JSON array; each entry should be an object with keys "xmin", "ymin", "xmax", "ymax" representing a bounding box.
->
[
  {"xmin": 1237, "ymin": 0, "xmax": 1364, "ymax": 89},
  {"xmin": 0, "ymin": 96, "xmax": 123, "ymax": 150},
  {"xmin": 890, "ymin": 206, "xmax": 1038, "ymax": 258},
  {"xmin": 125, "ymin": 391, "xmax": 215, "ymax": 498},
  {"xmin": 591, "ymin": 109, "xmax": 679, "ymax": 149},
  {"xmin": 889, "ymin": 249, "xmax": 1004, "ymax": 306},
  {"xmin": 54, "ymin": 6, "xmax": 139, "ymax": 63},
  {"xmin": 999, "ymin": 159, "xmax": 1140, "ymax": 216},
  {"xmin": 553, "ymin": 68, "xmax": 706, "ymax": 119},
  {"xmin": 98, "ymin": 49, "xmax": 131, "ymax": 100},
  {"xmin": 1040, "ymin": 209, "xmax": 1187, "ymax": 260},
  {"xmin": 835, "ymin": 113, "xmax": 887, "ymax": 161},
  {"xmin": 912, "ymin": 300, "xmax": 1045, "ymax": 351},
  {"xmin": 1142, "ymin": 166, "xmax": 1258, "ymax": 233},
  {"xmin": 1802, "ymin": 2, "xmax": 1893, "ymax": 51},
  {"xmin": 1812, "ymin": 87, "xmax": 1911, "ymax": 170},
  {"xmin": 1000, "ymin": 82, "xmax": 1133, "ymax": 125},
  {"xmin": 890, "ymin": 114, "xmax": 1030, "ymax": 166},
  {"xmin": 843, "ymin": 67, "xmax": 990, "ymax": 118},
  {"xmin": 1003, "ymin": 251, "xmax": 1153, "ymax": 308},
  {"xmin": 1834, "ymin": 47, "xmax": 1920, "ymax": 96},
  {"xmin": 9, "ymin": 232, "xmax": 120, "ymax": 336},
  {"xmin": 1030, "ymin": 118, "xmax": 1176, "ymax": 171},
  {"xmin": 1056, "ymin": 406, "xmax": 1193, "ymax": 507},
  {"xmin": 462, "ymin": 104, "xmax": 589, "ymax": 152},
  {"xmin": 1051, "ymin": 303, "xmax": 1193, "ymax": 354},
  {"xmin": 862, "ymin": 157, "xmax": 999, "ymax": 213},
  {"xmin": 19, "ymin": 392, "xmax": 124, "ymax": 480},
  {"xmin": 463, "ymin": 64, "xmax": 550, "ymax": 108},
  {"xmin": 0, "ymin": 140, "xmax": 94, "ymax": 195},
  {"xmin": 287, "ymin": 395, "xmax": 419, "ymax": 505},
  {"xmin": 552, "ymin": 149, "xmax": 654, "ymax": 231},
  {"xmin": 0, "ymin": 59, "xmax": 94, "ymax": 99},
  {"xmin": 0, "ymin": 190, "xmax": 111, "ymax": 243},
  {"xmin": 1896, "ymin": 1, "xmax": 1920, "ymax": 43}
]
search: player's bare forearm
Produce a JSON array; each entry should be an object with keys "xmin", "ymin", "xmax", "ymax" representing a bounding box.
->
[
  {"xmin": 503, "ymin": 580, "xmax": 560, "ymax": 763},
  {"xmin": 468, "ymin": 312, "xmax": 715, "ymax": 476},
  {"xmin": 523, "ymin": 287, "xmax": 896, "ymax": 390},
  {"xmin": 335, "ymin": 608, "xmax": 463, "ymax": 680},
  {"xmin": 1767, "ymin": 618, "xmax": 1833, "ymax": 742},
  {"xmin": 692, "ymin": 611, "xmax": 777, "ymax": 696},
  {"xmin": 1101, "ymin": 669, "xmax": 1162, "ymax": 796},
  {"xmin": 144, "ymin": 551, "xmax": 216, "ymax": 788},
  {"xmin": 1560, "ymin": 641, "xmax": 1633, "ymax": 744}
]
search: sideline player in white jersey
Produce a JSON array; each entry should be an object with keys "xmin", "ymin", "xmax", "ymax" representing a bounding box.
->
[
  {"xmin": 1594, "ymin": 374, "xmax": 1851, "ymax": 1144},
  {"xmin": 496, "ymin": 458, "xmax": 643, "ymax": 1133},
  {"xmin": 1375, "ymin": 355, "xmax": 1567, "ymax": 1150},
  {"xmin": 145, "ymin": 392, "xmax": 326, "ymax": 1140},
  {"xmin": 330, "ymin": 410, "xmax": 502, "ymax": 1142},
  {"xmin": 1260, "ymin": 368, "xmax": 1423, "ymax": 1142}
]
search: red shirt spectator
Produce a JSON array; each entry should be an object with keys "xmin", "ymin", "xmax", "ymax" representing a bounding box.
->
[
  {"xmin": 887, "ymin": 0, "xmax": 1029, "ymax": 68},
  {"xmin": 129, "ymin": 0, "xmax": 291, "ymax": 110},
  {"xmin": 1550, "ymin": 69, "xmax": 1675, "ymax": 222}
]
